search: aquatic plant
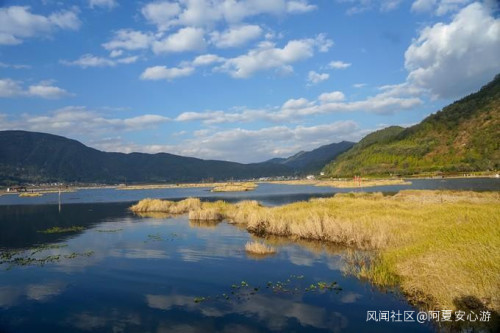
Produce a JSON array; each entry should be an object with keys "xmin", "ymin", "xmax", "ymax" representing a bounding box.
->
[
  {"xmin": 96, "ymin": 228, "xmax": 123, "ymax": 233},
  {"xmin": 192, "ymin": 274, "xmax": 341, "ymax": 304},
  {"xmin": 0, "ymin": 245, "xmax": 94, "ymax": 270},
  {"xmin": 244, "ymin": 241, "xmax": 276, "ymax": 255},
  {"xmin": 38, "ymin": 226, "xmax": 85, "ymax": 234}
]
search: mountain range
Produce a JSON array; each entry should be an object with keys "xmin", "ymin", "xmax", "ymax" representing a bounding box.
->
[{"xmin": 0, "ymin": 131, "xmax": 352, "ymax": 185}]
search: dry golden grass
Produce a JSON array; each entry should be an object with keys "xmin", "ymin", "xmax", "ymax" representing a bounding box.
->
[
  {"xmin": 188, "ymin": 207, "xmax": 223, "ymax": 221},
  {"xmin": 129, "ymin": 197, "xmax": 201, "ymax": 214},
  {"xmin": 118, "ymin": 181, "xmax": 257, "ymax": 191},
  {"xmin": 118, "ymin": 183, "xmax": 214, "ymax": 190},
  {"xmin": 211, "ymin": 182, "xmax": 257, "ymax": 192},
  {"xmin": 245, "ymin": 241, "xmax": 276, "ymax": 255},
  {"xmin": 131, "ymin": 190, "xmax": 499, "ymax": 312},
  {"xmin": 266, "ymin": 178, "xmax": 411, "ymax": 188},
  {"xmin": 19, "ymin": 192, "xmax": 43, "ymax": 197}
]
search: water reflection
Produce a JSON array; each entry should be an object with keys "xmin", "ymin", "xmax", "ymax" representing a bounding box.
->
[{"xmin": 0, "ymin": 202, "xmax": 435, "ymax": 333}]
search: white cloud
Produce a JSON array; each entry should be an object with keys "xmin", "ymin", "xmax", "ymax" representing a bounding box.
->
[
  {"xmin": 28, "ymin": 83, "xmax": 72, "ymax": 99},
  {"xmin": 411, "ymin": 0, "xmax": 473, "ymax": 15},
  {"xmin": 63, "ymin": 54, "xmax": 115, "ymax": 68},
  {"xmin": 405, "ymin": 2, "xmax": 500, "ymax": 99},
  {"xmin": 141, "ymin": 1, "xmax": 182, "ymax": 31},
  {"xmin": 140, "ymin": 0, "xmax": 317, "ymax": 31},
  {"xmin": 0, "ymin": 79, "xmax": 71, "ymax": 99},
  {"xmin": 109, "ymin": 50, "xmax": 123, "ymax": 58},
  {"xmin": 116, "ymin": 56, "xmax": 139, "ymax": 64},
  {"xmin": 112, "ymin": 121, "xmax": 361, "ymax": 162},
  {"xmin": 140, "ymin": 66, "xmax": 195, "ymax": 80},
  {"xmin": 152, "ymin": 27, "xmax": 206, "ymax": 54},
  {"xmin": 0, "ymin": 62, "xmax": 30, "ymax": 69},
  {"xmin": 286, "ymin": 1, "xmax": 318, "ymax": 13},
  {"xmin": 338, "ymin": 0, "xmax": 403, "ymax": 15},
  {"xmin": 282, "ymin": 98, "xmax": 312, "ymax": 109},
  {"xmin": 307, "ymin": 71, "xmax": 329, "ymax": 85},
  {"xmin": 102, "ymin": 29, "xmax": 154, "ymax": 51},
  {"xmin": 218, "ymin": 34, "xmax": 333, "ymax": 78},
  {"xmin": 328, "ymin": 60, "xmax": 351, "ymax": 69},
  {"xmin": 0, "ymin": 79, "xmax": 23, "ymax": 97},
  {"xmin": 175, "ymin": 85, "xmax": 422, "ymax": 125},
  {"xmin": 0, "ymin": 106, "xmax": 170, "ymax": 136},
  {"xmin": 210, "ymin": 25, "xmax": 262, "ymax": 48},
  {"xmin": 61, "ymin": 54, "xmax": 139, "ymax": 68},
  {"xmin": 191, "ymin": 54, "xmax": 225, "ymax": 66},
  {"xmin": 89, "ymin": 0, "xmax": 118, "ymax": 9},
  {"xmin": 319, "ymin": 91, "xmax": 345, "ymax": 103},
  {"xmin": 353, "ymin": 83, "xmax": 366, "ymax": 88},
  {"xmin": 0, "ymin": 6, "xmax": 80, "ymax": 45}
]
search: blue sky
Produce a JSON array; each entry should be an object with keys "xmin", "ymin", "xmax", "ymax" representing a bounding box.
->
[{"xmin": 1, "ymin": 0, "xmax": 499, "ymax": 162}]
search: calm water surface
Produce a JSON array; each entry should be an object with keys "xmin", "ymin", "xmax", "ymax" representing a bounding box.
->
[
  {"xmin": 0, "ymin": 180, "xmax": 498, "ymax": 332},
  {"xmin": 1, "ymin": 178, "xmax": 499, "ymax": 206}
]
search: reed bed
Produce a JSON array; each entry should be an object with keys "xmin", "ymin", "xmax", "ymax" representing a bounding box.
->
[
  {"xmin": 211, "ymin": 182, "xmax": 257, "ymax": 192},
  {"xmin": 129, "ymin": 197, "xmax": 201, "ymax": 214},
  {"xmin": 129, "ymin": 190, "xmax": 500, "ymax": 311}
]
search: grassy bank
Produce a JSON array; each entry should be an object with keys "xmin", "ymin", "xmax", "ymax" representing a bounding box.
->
[
  {"xmin": 265, "ymin": 178, "xmax": 411, "ymax": 188},
  {"xmin": 211, "ymin": 182, "xmax": 257, "ymax": 192},
  {"xmin": 130, "ymin": 190, "xmax": 500, "ymax": 312},
  {"xmin": 118, "ymin": 181, "xmax": 257, "ymax": 192}
]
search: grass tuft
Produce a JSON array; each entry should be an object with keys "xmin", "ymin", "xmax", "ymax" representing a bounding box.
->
[{"xmin": 245, "ymin": 241, "xmax": 276, "ymax": 255}]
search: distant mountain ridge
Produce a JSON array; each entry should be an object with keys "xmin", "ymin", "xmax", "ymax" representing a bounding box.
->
[
  {"xmin": 267, "ymin": 141, "xmax": 354, "ymax": 173},
  {"xmin": 323, "ymin": 74, "xmax": 500, "ymax": 177},
  {"xmin": 0, "ymin": 131, "xmax": 352, "ymax": 185}
]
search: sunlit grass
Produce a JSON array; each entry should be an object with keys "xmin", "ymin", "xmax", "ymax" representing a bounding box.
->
[
  {"xmin": 245, "ymin": 241, "xmax": 276, "ymax": 255},
  {"xmin": 265, "ymin": 178, "xmax": 411, "ymax": 188},
  {"xmin": 19, "ymin": 192, "xmax": 43, "ymax": 197},
  {"xmin": 129, "ymin": 197, "xmax": 201, "ymax": 214},
  {"xmin": 211, "ymin": 182, "xmax": 257, "ymax": 192}
]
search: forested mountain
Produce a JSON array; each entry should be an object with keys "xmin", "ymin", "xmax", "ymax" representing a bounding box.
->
[
  {"xmin": 0, "ymin": 131, "xmax": 351, "ymax": 185},
  {"xmin": 323, "ymin": 74, "xmax": 500, "ymax": 177}
]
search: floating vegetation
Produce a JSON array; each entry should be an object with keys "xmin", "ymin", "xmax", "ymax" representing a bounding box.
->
[
  {"xmin": 144, "ymin": 232, "xmax": 179, "ymax": 243},
  {"xmin": 30, "ymin": 243, "xmax": 68, "ymax": 255},
  {"xmin": 0, "ymin": 244, "xmax": 94, "ymax": 270},
  {"xmin": 96, "ymin": 228, "xmax": 123, "ymax": 233},
  {"xmin": 145, "ymin": 233, "xmax": 163, "ymax": 242},
  {"xmin": 193, "ymin": 274, "xmax": 341, "ymax": 304},
  {"xmin": 38, "ymin": 226, "xmax": 85, "ymax": 234}
]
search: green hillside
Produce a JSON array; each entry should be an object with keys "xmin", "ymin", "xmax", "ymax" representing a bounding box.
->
[{"xmin": 323, "ymin": 75, "xmax": 500, "ymax": 177}]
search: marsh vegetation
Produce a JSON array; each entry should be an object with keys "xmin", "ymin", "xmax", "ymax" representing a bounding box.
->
[
  {"xmin": 244, "ymin": 241, "xmax": 276, "ymax": 255},
  {"xmin": 266, "ymin": 178, "xmax": 411, "ymax": 188},
  {"xmin": 130, "ymin": 190, "xmax": 500, "ymax": 312}
]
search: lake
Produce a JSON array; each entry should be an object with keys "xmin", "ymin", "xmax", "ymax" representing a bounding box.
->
[{"xmin": 1, "ymin": 179, "xmax": 498, "ymax": 332}]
